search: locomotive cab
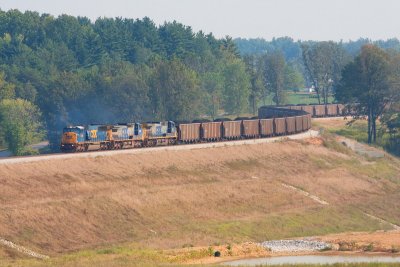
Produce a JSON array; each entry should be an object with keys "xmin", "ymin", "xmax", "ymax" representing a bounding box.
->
[
  {"xmin": 167, "ymin": 121, "xmax": 175, "ymax": 134},
  {"xmin": 60, "ymin": 126, "xmax": 86, "ymax": 152}
]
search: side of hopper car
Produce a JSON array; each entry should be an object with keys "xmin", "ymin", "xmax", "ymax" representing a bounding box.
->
[
  {"xmin": 222, "ymin": 120, "xmax": 242, "ymax": 139},
  {"xmin": 286, "ymin": 116, "xmax": 296, "ymax": 134},
  {"xmin": 301, "ymin": 105, "xmax": 314, "ymax": 115},
  {"xmin": 326, "ymin": 104, "xmax": 339, "ymax": 116},
  {"xmin": 241, "ymin": 119, "xmax": 260, "ymax": 138},
  {"xmin": 177, "ymin": 123, "xmax": 201, "ymax": 143},
  {"xmin": 259, "ymin": 119, "xmax": 274, "ymax": 137},
  {"xmin": 201, "ymin": 121, "xmax": 222, "ymax": 140},
  {"xmin": 302, "ymin": 115, "xmax": 309, "ymax": 131},
  {"xmin": 274, "ymin": 117, "xmax": 286, "ymax": 135},
  {"xmin": 313, "ymin": 105, "xmax": 326, "ymax": 117},
  {"xmin": 295, "ymin": 116, "xmax": 303, "ymax": 132}
]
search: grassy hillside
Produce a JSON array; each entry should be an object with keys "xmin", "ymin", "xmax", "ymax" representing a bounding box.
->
[{"xmin": 1, "ymin": 132, "xmax": 399, "ymax": 266}]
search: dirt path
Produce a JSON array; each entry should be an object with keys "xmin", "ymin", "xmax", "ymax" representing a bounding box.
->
[
  {"xmin": 364, "ymin": 213, "xmax": 400, "ymax": 231},
  {"xmin": 281, "ymin": 183, "xmax": 329, "ymax": 205}
]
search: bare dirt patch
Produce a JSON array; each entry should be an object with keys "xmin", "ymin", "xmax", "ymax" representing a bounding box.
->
[
  {"xmin": 319, "ymin": 231, "xmax": 400, "ymax": 252},
  {"xmin": 313, "ymin": 117, "xmax": 350, "ymax": 129}
]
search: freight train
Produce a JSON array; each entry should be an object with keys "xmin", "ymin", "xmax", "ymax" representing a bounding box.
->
[{"xmin": 60, "ymin": 103, "xmax": 345, "ymax": 152}]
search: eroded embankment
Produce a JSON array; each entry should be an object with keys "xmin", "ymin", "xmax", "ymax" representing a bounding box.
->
[{"xmin": 0, "ymin": 137, "xmax": 400, "ymax": 258}]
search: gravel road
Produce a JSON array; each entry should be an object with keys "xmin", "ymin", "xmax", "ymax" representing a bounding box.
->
[{"xmin": 0, "ymin": 130, "xmax": 319, "ymax": 165}]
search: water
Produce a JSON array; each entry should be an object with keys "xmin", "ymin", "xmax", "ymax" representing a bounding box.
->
[{"xmin": 223, "ymin": 255, "xmax": 400, "ymax": 266}]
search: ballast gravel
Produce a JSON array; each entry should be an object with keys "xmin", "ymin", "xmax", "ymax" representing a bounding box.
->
[{"xmin": 261, "ymin": 240, "xmax": 330, "ymax": 252}]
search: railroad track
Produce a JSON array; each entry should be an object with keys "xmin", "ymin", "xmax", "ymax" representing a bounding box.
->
[{"xmin": 0, "ymin": 130, "xmax": 319, "ymax": 165}]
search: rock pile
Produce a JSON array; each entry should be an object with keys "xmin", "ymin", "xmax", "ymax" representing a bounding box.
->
[
  {"xmin": 261, "ymin": 239, "xmax": 330, "ymax": 252},
  {"xmin": 0, "ymin": 238, "xmax": 49, "ymax": 259}
]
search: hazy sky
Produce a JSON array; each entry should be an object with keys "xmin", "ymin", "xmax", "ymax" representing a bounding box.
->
[{"xmin": 0, "ymin": 0, "xmax": 399, "ymax": 41}]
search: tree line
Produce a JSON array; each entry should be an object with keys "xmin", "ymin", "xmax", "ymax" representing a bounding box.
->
[{"xmin": 0, "ymin": 9, "xmax": 253, "ymax": 154}]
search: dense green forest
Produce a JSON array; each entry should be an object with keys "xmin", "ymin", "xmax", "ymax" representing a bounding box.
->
[
  {"xmin": 0, "ymin": 9, "xmax": 253, "ymax": 152},
  {"xmin": 0, "ymin": 9, "xmax": 398, "ymax": 155}
]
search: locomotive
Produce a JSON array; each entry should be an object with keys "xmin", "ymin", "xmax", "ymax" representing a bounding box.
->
[{"xmin": 61, "ymin": 121, "xmax": 177, "ymax": 152}]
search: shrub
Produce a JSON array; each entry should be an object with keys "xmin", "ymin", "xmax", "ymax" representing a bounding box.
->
[
  {"xmin": 226, "ymin": 244, "xmax": 233, "ymax": 256},
  {"xmin": 391, "ymin": 245, "xmax": 399, "ymax": 253},
  {"xmin": 207, "ymin": 246, "xmax": 214, "ymax": 256},
  {"xmin": 363, "ymin": 243, "xmax": 374, "ymax": 252}
]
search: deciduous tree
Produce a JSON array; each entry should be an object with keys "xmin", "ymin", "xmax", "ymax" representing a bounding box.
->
[
  {"xmin": 262, "ymin": 51, "xmax": 287, "ymax": 105},
  {"xmin": 302, "ymin": 42, "xmax": 349, "ymax": 104},
  {"xmin": 222, "ymin": 58, "xmax": 251, "ymax": 115},
  {"xmin": 336, "ymin": 45, "xmax": 397, "ymax": 144},
  {"xmin": 150, "ymin": 59, "xmax": 201, "ymax": 121},
  {"xmin": 0, "ymin": 98, "xmax": 43, "ymax": 155}
]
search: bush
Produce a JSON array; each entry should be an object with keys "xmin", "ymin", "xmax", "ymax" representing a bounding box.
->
[
  {"xmin": 384, "ymin": 136, "xmax": 400, "ymax": 156},
  {"xmin": 226, "ymin": 244, "xmax": 233, "ymax": 256},
  {"xmin": 319, "ymin": 246, "xmax": 332, "ymax": 252},
  {"xmin": 338, "ymin": 241, "xmax": 357, "ymax": 251},
  {"xmin": 363, "ymin": 243, "xmax": 374, "ymax": 252},
  {"xmin": 207, "ymin": 246, "xmax": 214, "ymax": 256}
]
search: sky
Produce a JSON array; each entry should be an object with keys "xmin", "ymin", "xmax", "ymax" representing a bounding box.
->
[{"xmin": 0, "ymin": 0, "xmax": 399, "ymax": 41}]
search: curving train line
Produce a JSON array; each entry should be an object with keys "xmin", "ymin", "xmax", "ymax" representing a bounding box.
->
[
  {"xmin": 59, "ymin": 104, "xmax": 345, "ymax": 153},
  {"xmin": 0, "ymin": 103, "xmax": 346, "ymax": 163}
]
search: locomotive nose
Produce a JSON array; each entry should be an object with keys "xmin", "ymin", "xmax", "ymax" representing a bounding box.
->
[
  {"xmin": 60, "ymin": 132, "xmax": 78, "ymax": 152},
  {"xmin": 62, "ymin": 132, "xmax": 77, "ymax": 144}
]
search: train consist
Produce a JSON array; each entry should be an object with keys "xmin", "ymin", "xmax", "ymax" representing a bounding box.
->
[{"xmin": 60, "ymin": 103, "xmax": 344, "ymax": 152}]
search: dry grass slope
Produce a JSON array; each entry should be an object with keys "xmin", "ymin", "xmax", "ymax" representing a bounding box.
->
[{"xmin": 0, "ymin": 132, "xmax": 399, "ymax": 265}]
